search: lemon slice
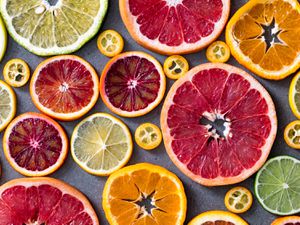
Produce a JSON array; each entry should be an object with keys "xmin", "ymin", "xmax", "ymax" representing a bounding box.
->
[
  {"xmin": 0, "ymin": 15, "xmax": 7, "ymax": 62},
  {"xmin": 71, "ymin": 113, "xmax": 133, "ymax": 176}
]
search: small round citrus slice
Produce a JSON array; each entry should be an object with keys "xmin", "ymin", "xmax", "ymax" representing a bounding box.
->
[
  {"xmin": 206, "ymin": 41, "xmax": 231, "ymax": 63},
  {"xmin": 284, "ymin": 120, "xmax": 300, "ymax": 149},
  {"xmin": 102, "ymin": 163, "xmax": 187, "ymax": 225},
  {"xmin": 271, "ymin": 216, "xmax": 300, "ymax": 225},
  {"xmin": 100, "ymin": 51, "xmax": 166, "ymax": 117},
  {"xmin": 289, "ymin": 72, "xmax": 300, "ymax": 119},
  {"xmin": 224, "ymin": 186, "xmax": 253, "ymax": 214},
  {"xmin": 3, "ymin": 58, "xmax": 30, "ymax": 87},
  {"xmin": 164, "ymin": 55, "xmax": 189, "ymax": 80},
  {"xmin": 188, "ymin": 210, "xmax": 248, "ymax": 225},
  {"xmin": 135, "ymin": 123, "xmax": 162, "ymax": 150},
  {"xmin": 226, "ymin": 0, "xmax": 300, "ymax": 80},
  {"xmin": 0, "ymin": 15, "xmax": 7, "ymax": 62},
  {"xmin": 255, "ymin": 156, "xmax": 300, "ymax": 215},
  {"xmin": 97, "ymin": 30, "xmax": 124, "ymax": 57},
  {"xmin": 0, "ymin": 177, "xmax": 99, "ymax": 224},
  {"xmin": 3, "ymin": 112, "xmax": 68, "ymax": 176},
  {"xmin": 30, "ymin": 55, "xmax": 99, "ymax": 121},
  {"xmin": 0, "ymin": 80, "xmax": 16, "ymax": 132},
  {"xmin": 71, "ymin": 113, "xmax": 133, "ymax": 176}
]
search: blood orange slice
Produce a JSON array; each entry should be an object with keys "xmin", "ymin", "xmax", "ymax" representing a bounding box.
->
[
  {"xmin": 30, "ymin": 55, "xmax": 99, "ymax": 121},
  {"xmin": 100, "ymin": 51, "xmax": 166, "ymax": 117},
  {"xmin": 3, "ymin": 112, "xmax": 68, "ymax": 176},
  {"xmin": 120, "ymin": 0, "xmax": 230, "ymax": 55},
  {"xmin": 161, "ymin": 63, "xmax": 277, "ymax": 186},
  {"xmin": 0, "ymin": 177, "xmax": 99, "ymax": 225}
]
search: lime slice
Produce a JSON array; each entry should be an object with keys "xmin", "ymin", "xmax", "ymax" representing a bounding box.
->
[
  {"xmin": 71, "ymin": 113, "xmax": 133, "ymax": 176},
  {"xmin": 255, "ymin": 156, "xmax": 300, "ymax": 215},
  {"xmin": 0, "ymin": 0, "xmax": 108, "ymax": 56},
  {"xmin": 0, "ymin": 15, "xmax": 7, "ymax": 62}
]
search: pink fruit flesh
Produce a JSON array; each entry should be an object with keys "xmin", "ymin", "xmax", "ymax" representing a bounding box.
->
[
  {"xmin": 105, "ymin": 56, "xmax": 161, "ymax": 112},
  {"xmin": 167, "ymin": 68, "xmax": 271, "ymax": 179}
]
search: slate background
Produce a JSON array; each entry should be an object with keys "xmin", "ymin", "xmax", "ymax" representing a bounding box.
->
[{"xmin": 0, "ymin": 1, "xmax": 299, "ymax": 224}]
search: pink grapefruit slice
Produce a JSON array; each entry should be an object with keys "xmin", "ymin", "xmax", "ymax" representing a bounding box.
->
[
  {"xmin": 161, "ymin": 63, "xmax": 277, "ymax": 186},
  {"xmin": 0, "ymin": 177, "xmax": 99, "ymax": 225},
  {"xmin": 120, "ymin": 0, "xmax": 230, "ymax": 55}
]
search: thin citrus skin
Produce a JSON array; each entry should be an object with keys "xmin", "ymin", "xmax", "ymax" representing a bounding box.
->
[
  {"xmin": 0, "ymin": 177, "xmax": 99, "ymax": 225},
  {"xmin": 284, "ymin": 120, "xmax": 300, "ymax": 149},
  {"xmin": 224, "ymin": 186, "xmax": 253, "ymax": 214},
  {"xmin": 30, "ymin": 55, "xmax": 99, "ymax": 121},
  {"xmin": 100, "ymin": 51, "xmax": 166, "ymax": 117},
  {"xmin": 0, "ymin": 15, "xmax": 7, "ymax": 62},
  {"xmin": 271, "ymin": 216, "xmax": 300, "ymax": 225},
  {"xmin": 3, "ymin": 112, "xmax": 68, "ymax": 177},
  {"xmin": 289, "ymin": 72, "xmax": 300, "ymax": 119},
  {"xmin": 3, "ymin": 58, "xmax": 30, "ymax": 87}
]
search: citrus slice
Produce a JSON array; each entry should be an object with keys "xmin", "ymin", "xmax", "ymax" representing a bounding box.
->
[
  {"xmin": 3, "ymin": 112, "xmax": 68, "ymax": 176},
  {"xmin": 97, "ymin": 30, "xmax": 124, "ymax": 57},
  {"xmin": 284, "ymin": 120, "xmax": 300, "ymax": 149},
  {"xmin": 224, "ymin": 187, "xmax": 253, "ymax": 214},
  {"xmin": 271, "ymin": 216, "xmax": 300, "ymax": 225},
  {"xmin": 164, "ymin": 55, "xmax": 189, "ymax": 80},
  {"xmin": 161, "ymin": 63, "xmax": 277, "ymax": 186},
  {"xmin": 3, "ymin": 58, "xmax": 30, "ymax": 87},
  {"xmin": 102, "ymin": 163, "xmax": 187, "ymax": 225},
  {"xmin": 0, "ymin": 80, "xmax": 16, "ymax": 132},
  {"xmin": 255, "ymin": 156, "xmax": 300, "ymax": 215},
  {"xmin": 206, "ymin": 41, "xmax": 231, "ymax": 63},
  {"xmin": 0, "ymin": 177, "xmax": 99, "ymax": 224},
  {"xmin": 135, "ymin": 123, "xmax": 162, "ymax": 150},
  {"xmin": 120, "ymin": 0, "xmax": 230, "ymax": 55},
  {"xmin": 30, "ymin": 55, "xmax": 99, "ymax": 121},
  {"xmin": 0, "ymin": 15, "xmax": 7, "ymax": 62},
  {"xmin": 71, "ymin": 113, "xmax": 133, "ymax": 176},
  {"xmin": 100, "ymin": 51, "xmax": 166, "ymax": 117},
  {"xmin": 226, "ymin": 0, "xmax": 300, "ymax": 80},
  {"xmin": 289, "ymin": 72, "xmax": 300, "ymax": 119},
  {"xmin": 188, "ymin": 210, "xmax": 248, "ymax": 225},
  {"xmin": 0, "ymin": 0, "xmax": 108, "ymax": 56}
]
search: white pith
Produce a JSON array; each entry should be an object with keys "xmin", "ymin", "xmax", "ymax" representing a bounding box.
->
[{"xmin": 165, "ymin": 0, "xmax": 183, "ymax": 6}]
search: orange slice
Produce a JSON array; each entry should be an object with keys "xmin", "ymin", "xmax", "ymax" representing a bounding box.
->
[
  {"xmin": 102, "ymin": 163, "xmax": 187, "ymax": 225},
  {"xmin": 226, "ymin": 0, "xmax": 300, "ymax": 80},
  {"xmin": 271, "ymin": 216, "xmax": 300, "ymax": 225}
]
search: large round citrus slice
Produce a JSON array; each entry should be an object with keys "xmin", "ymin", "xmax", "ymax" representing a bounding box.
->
[
  {"xmin": 226, "ymin": 0, "xmax": 300, "ymax": 80},
  {"xmin": 120, "ymin": 0, "xmax": 230, "ymax": 55},
  {"xmin": 0, "ymin": 0, "xmax": 108, "ymax": 56},
  {"xmin": 0, "ymin": 177, "xmax": 99, "ymax": 224},
  {"xmin": 3, "ymin": 112, "xmax": 68, "ymax": 176},
  {"xmin": 103, "ymin": 163, "xmax": 187, "ymax": 225},
  {"xmin": 100, "ymin": 52, "xmax": 166, "ymax": 117},
  {"xmin": 0, "ymin": 15, "xmax": 7, "ymax": 62},
  {"xmin": 161, "ymin": 63, "xmax": 277, "ymax": 186},
  {"xmin": 271, "ymin": 216, "xmax": 300, "ymax": 225},
  {"xmin": 30, "ymin": 55, "xmax": 99, "ymax": 121}
]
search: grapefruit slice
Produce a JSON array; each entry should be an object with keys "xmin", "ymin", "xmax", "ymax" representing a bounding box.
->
[
  {"xmin": 30, "ymin": 55, "xmax": 99, "ymax": 121},
  {"xmin": 0, "ymin": 177, "xmax": 99, "ymax": 225},
  {"xmin": 3, "ymin": 112, "xmax": 68, "ymax": 176},
  {"xmin": 271, "ymin": 216, "xmax": 300, "ymax": 225},
  {"xmin": 120, "ymin": 0, "xmax": 230, "ymax": 55},
  {"xmin": 161, "ymin": 63, "xmax": 277, "ymax": 186},
  {"xmin": 100, "ymin": 51, "xmax": 166, "ymax": 117}
]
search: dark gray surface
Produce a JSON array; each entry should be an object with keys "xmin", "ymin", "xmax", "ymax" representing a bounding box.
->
[{"xmin": 0, "ymin": 1, "xmax": 299, "ymax": 224}]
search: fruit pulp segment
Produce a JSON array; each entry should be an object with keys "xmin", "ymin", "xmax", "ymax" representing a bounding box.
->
[
  {"xmin": 0, "ymin": 86, "xmax": 12, "ymax": 123},
  {"xmin": 105, "ymin": 56, "xmax": 161, "ymax": 112},
  {"xmin": 232, "ymin": 0, "xmax": 300, "ymax": 71},
  {"xmin": 167, "ymin": 68, "xmax": 272, "ymax": 178},
  {"xmin": 0, "ymin": 184, "xmax": 93, "ymax": 224},
  {"xmin": 129, "ymin": 0, "xmax": 223, "ymax": 46},
  {"xmin": 35, "ymin": 59, "xmax": 95, "ymax": 113},
  {"xmin": 8, "ymin": 118, "xmax": 62, "ymax": 171}
]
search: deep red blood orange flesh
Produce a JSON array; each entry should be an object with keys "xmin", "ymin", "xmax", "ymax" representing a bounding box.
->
[
  {"xmin": 161, "ymin": 63, "xmax": 277, "ymax": 186},
  {"xmin": 0, "ymin": 178, "xmax": 99, "ymax": 225}
]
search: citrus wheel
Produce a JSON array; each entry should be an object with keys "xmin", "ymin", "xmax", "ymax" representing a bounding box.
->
[
  {"xmin": 161, "ymin": 63, "xmax": 277, "ymax": 186},
  {"xmin": 188, "ymin": 210, "xmax": 248, "ymax": 225},
  {"xmin": 224, "ymin": 187, "xmax": 253, "ymax": 214},
  {"xmin": 164, "ymin": 55, "xmax": 189, "ymax": 80},
  {"xmin": 226, "ymin": 0, "xmax": 300, "ymax": 80},
  {"xmin": 0, "ymin": 80, "xmax": 16, "ymax": 132},
  {"xmin": 284, "ymin": 120, "xmax": 300, "ymax": 149},
  {"xmin": 100, "ymin": 51, "xmax": 166, "ymax": 117},
  {"xmin": 30, "ymin": 55, "xmax": 99, "ymax": 121},
  {"xmin": 102, "ymin": 163, "xmax": 187, "ymax": 225},
  {"xmin": 71, "ymin": 113, "xmax": 133, "ymax": 176},
  {"xmin": 0, "ymin": 15, "xmax": 7, "ymax": 62},
  {"xmin": 97, "ymin": 30, "xmax": 124, "ymax": 57},
  {"xmin": 289, "ymin": 72, "xmax": 300, "ymax": 119},
  {"xmin": 3, "ymin": 112, "xmax": 68, "ymax": 176},
  {"xmin": 0, "ymin": 177, "xmax": 99, "ymax": 225},
  {"xmin": 135, "ymin": 123, "xmax": 162, "ymax": 150},
  {"xmin": 255, "ymin": 156, "xmax": 300, "ymax": 215},
  {"xmin": 0, "ymin": 0, "xmax": 108, "ymax": 56},
  {"xmin": 271, "ymin": 216, "xmax": 300, "ymax": 225},
  {"xmin": 120, "ymin": 0, "xmax": 230, "ymax": 55},
  {"xmin": 3, "ymin": 58, "xmax": 30, "ymax": 87},
  {"xmin": 206, "ymin": 41, "xmax": 231, "ymax": 63}
]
